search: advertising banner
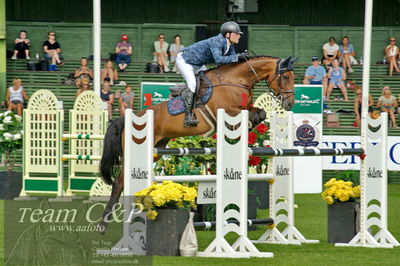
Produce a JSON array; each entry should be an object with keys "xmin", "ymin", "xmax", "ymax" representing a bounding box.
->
[
  {"xmin": 141, "ymin": 82, "xmax": 175, "ymax": 109},
  {"xmin": 322, "ymin": 135, "xmax": 400, "ymax": 171}
]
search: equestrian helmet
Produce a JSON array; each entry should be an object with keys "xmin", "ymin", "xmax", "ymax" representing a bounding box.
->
[{"xmin": 220, "ymin": 21, "xmax": 243, "ymax": 36}]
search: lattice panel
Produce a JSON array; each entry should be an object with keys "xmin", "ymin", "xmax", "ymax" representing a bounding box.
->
[
  {"xmin": 69, "ymin": 91, "xmax": 107, "ymax": 172},
  {"xmin": 253, "ymin": 93, "xmax": 286, "ymax": 122}
]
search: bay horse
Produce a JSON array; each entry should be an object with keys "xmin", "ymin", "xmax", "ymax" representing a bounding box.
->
[{"xmin": 98, "ymin": 55, "xmax": 296, "ymax": 232}]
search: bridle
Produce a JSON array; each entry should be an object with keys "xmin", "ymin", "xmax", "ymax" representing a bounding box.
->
[{"xmin": 245, "ymin": 58, "xmax": 295, "ymax": 104}]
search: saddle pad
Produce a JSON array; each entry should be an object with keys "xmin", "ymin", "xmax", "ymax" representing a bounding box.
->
[{"xmin": 167, "ymin": 86, "xmax": 213, "ymax": 116}]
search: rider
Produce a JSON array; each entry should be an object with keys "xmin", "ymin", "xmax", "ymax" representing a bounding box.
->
[{"xmin": 176, "ymin": 21, "xmax": 249, "ymax": 127}]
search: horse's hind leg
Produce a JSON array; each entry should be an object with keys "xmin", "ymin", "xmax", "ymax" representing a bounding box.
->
[{"xmin": 98, "ymin": 170, "xmax": 124, "ymax": 234}]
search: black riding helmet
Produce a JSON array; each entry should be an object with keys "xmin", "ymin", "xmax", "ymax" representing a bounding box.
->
[{"xmin": 220, "ymin": 21, "xmax": 244, "ymax": 36}]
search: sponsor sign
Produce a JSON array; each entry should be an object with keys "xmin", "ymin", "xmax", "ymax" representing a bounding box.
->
[
  {"xmin": 141, "ymin": 82, "xmax": 176, "ymax": 109},
  {"xmin": 291, "ymin": 85, "xmax": 323, "ymax": 114},
  {"xmin": 197, "ymin": 182, "xmax": 216, "ymax": 204},
  {"xmin": 322, "ymin": 135, "xmax": 400, "ymax": 171}
]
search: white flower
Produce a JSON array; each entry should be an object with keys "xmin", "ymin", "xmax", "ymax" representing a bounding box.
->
[
  {"xmin": 254, "ymin": 142, "xmax": 259, "ymax": 147},
  {"xmin": 15, "ymin": 115, "xmax": 22, "ymax": 122},
  {"xmin": 13, "ymin": 134, "xmax": 21, "ymax": 140},
  {"xmin": 3, "ymin": 133, "xmax": 12, "ymax": 140},
  {"xmin": 0, "ymin": 124, "xmax": 4, "ymax": 130},
  {"xmin": 262, "ymin": 140, "xmax": 270, "ymax": 146},
  {"xmin": 20, "ymin": 130, "xmax": 23, "ymax": 135},
  {"xmin": 3, "ymin": 111, "xmax": 11, "ymax": 116},
  {"xmin": 3, "ymin": 116, "xmax": 12, "ymax": 124}
]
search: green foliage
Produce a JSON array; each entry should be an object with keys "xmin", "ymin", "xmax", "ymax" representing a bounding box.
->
[
  {"xmin": 336, "ymin": 170, "xmax": 360, "ymax": 185},
  {"xmin": 0, "ymin": 111, "xmax": 23, "ymax": 154},
  {"xmin": 155, "ymin": 136, "xmax": 216, "ymax": 176}
]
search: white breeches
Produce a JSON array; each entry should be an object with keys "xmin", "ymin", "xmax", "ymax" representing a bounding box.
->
[{"xmin": 176, "ymin": 53, "xmax": 207, "ymax": 93}]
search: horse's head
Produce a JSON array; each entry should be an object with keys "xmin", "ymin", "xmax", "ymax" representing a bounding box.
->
[{"xmin": 269, "ymin": 56, "xmax": 296, "ymax": 111}]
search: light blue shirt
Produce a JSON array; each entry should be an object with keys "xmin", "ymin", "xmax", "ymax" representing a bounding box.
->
[
  {"xmin": 305, "ymin": 65, "xmax": 326, "ymax": 82},
  {"xmin": 339, "ymin": 43, "xmax": 354, "ymax": 54}
]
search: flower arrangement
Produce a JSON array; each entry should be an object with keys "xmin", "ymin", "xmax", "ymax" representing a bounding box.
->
[
  {"xmin": 134, "ymin": 180, "xmax": 197, "ymax": 220},
  {"xmin": 248, "ymin": 122, "xmax": 270, "ymax": 172},
  {"xmin": 0, "ymin": 111, "xmax": 23, "ymax": 171},
  {"xmin": 155, "ymin": 136, "xmax": 216, "ymax": 176},
  {"xmin": 321, "ymin": 178, "xmax": 360, "ymax": 205}
]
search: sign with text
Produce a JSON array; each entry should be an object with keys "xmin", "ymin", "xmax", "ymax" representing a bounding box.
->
[
  {"xmin": 291, "ymin": 85, "xmax": 323, "ymax": 114},
  {"xmin": 140, "ymin": 82, "xmax": 176, "ymax": 109},
  {"xmin": 197, "ymin": 182, "xmax": 216, "ymax": 204},
  {"xmin": 322, "ymin": 135, "xmax": 400, "ymax": 171}
]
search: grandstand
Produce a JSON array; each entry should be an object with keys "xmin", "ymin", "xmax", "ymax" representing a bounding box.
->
[{"xmin": 1, "ymin": 2, "xmax": 400, "ymax": 183}]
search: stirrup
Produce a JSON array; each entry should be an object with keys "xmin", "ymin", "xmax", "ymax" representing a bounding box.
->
[{"xmin": 184, "ymin": 114, "xmax": 199, "ymax": 128}]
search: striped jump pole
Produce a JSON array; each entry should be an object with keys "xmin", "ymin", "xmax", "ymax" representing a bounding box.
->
[
  {"xmin": 153, "ymin": 147, "xmax": 365, "ymax": 157},
  {"xmin": 194, "ymin": 218, "xmax": 274, "ymax": 230},
  {"xmin": 62, "ymin": 154, "xmax": 102, "ymax": 161},
  {"xmin": 62, "ymin": 134, "xmax": 104, "ymax": 141}
]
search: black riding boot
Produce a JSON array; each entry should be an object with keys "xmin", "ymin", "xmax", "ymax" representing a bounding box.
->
[{"xmin": 182, "ymin": 89, "xmax": 199, "ymax": 127}]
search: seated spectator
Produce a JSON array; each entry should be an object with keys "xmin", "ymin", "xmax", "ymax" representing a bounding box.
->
[
  {"xmin": 353, "ymin": 87, "xmax": 374, "ymax": 127},
  {"xmin": 303, "ymin": 56, "xmax": 327, "ymax": 94},
  {"xmin": 169, "ymin": 35, "xmax": 184, "ymax": 73},
  {"xmin": 119, "ymin": 85, "xmax": 134, "ymax": 116},
  {"xmin": 322, "ymin": 36, "xmax": 339, "ymax": 67},
  {"xmin": 101, "ymin": 80, "xmax": 114, "ymax": 121},
  {"xmin": 326, "ymin": 58, "xmax": 348, "ymax": 101},
  {"xmin": 43, "ymin": 31, "xmax": 62, "ymax": 71},
  {"xmin": 76, "ymin": 78, "xmax": 92, "ymax": 96},
  {"xmin": 115, "ymin": 34, "xmax": 132, "ymax": 72},
  {"xmin": 11, "ymin": 30, "xmax": 30, "ymax": 60},
  {"xmin": 385, "ymin": 37, "xmax": 399, "ymax": 76},
  {"xmin": 6, "ymin": 78, "xmax": 29, "ymax": 116},
  {"xmin": 74, "ymin": 57, "xmax": 93, "ymax": 88},
  {"xmin": 153, "ymin": 33, "xmax": 169, "ymax": 73},
  {"xmin": 377, "ymin": 86, "xmax": 398, "ymax": 127},
  {"xmin": 101, "ymin": 60, "xmax": 119, "ymax": 85},
  {"xmin": 339, "ymin": 36, "xmax": 357, "ymax": 73}
]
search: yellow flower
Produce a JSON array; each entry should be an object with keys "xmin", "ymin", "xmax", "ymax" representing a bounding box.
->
[
  {"xmin": 324, "ymin": 178, "xmax": 337, "ymax": 188},
  {"xmin": 353, "ymin": 185, "xmax": 361, "ymax": 198},
  {"xmin": 147, "ymin": 210, "xmax": 158, "ymax": 220},
  {"xmin": 326, "ymin": 196, "xmax": 334, "ymax": 205}
]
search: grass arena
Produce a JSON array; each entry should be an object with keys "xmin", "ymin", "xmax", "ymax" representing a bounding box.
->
[{"xmin": 1, "ymin": 0, "xmax": 400, "ymax": 265}]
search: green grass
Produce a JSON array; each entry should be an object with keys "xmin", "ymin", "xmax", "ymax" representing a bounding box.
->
[{"xmin": 0, "ymin": 185, "xmax": 399, "ymax": 265}]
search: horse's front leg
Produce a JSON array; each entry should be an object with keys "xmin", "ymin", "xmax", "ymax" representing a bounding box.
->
[
  {"xmin": 248, "ymin": 106, "xmax": 266, "ymax": 129},
  {"xmin": 98, "ymin": 170, "xmax": 124, "ymax": 234}
]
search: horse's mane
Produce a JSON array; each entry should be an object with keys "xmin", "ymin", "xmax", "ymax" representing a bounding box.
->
[{"xmin": 205, "ymin": 55, "xmax": 279, "ymax": 73}]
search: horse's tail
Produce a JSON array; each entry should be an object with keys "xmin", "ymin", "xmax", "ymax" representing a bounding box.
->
[{"xmin": 100, "ymin": 117, "xmax": 125, "ymax": 185}]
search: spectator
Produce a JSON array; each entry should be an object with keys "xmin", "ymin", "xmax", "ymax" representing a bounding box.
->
[
  {"xmin": 101, "ymin": 80, "xmax": 114, "ymax": 121},
  {"xmin": 119, "ymin": 85, "xmax": 134, "ymax": 116},
  {"xmin": 303, "ymin": 56, "xmax": 327, "ymax": 95},
  {"xmin": 74, "ymin": 57, "xmax": 93, "ymax": 88},
  {"xmin": 322, "ymin": 36, "xmax": 339, "ymax": 67},
  {"xmin": 6, "ymin": 78, "xmax": 29, "ymax": 116},
  {"xmin": 339, "ymin": 36, "xmax": 356, "ymax": 73},
  {"xmin": 115, "ymin": 34, "xmax": 132, "ymax": 72},
  {"xmin": 101, "ymin": 60, "xmax": 119, "ymax": 85},
  {"xmin": 153, "ymin": 33, "xmax": 169, "ymax": 73},
  {"xmin": 326, "ymin": 58, "xmax": 348, "ymax": 101},
  {"xmin": 377, "ymin": 86, "xmax": 398, "ymax": 127},
  {"xmin": 353, "ymin": 87, "xmax": 374, "ymax": 127},
  {"xmin": 11, "ymin": 30, "xmax": 30, "ymax": 60},
  {"xmin": 76, "ymin": 78, "xmax": 92, "ymax": 96},
  {"xmin": 169, "ymin": 35, "xmax": 184, "ymax": 73},
  {"xmin": 385, "ymin": 37, "xmax": 399, "ymax": 76},
  {"xmin": 43, "ymin": 31, "xmax": 62, "ymax": 71}
]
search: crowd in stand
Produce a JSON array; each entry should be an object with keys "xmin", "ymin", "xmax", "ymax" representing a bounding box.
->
[{"xmin": 7, "ymin": 31, "xmax": 400, "ymax": 127}]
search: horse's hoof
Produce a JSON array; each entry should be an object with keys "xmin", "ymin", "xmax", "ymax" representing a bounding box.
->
[{"xmin": 98, "ymin": 222, "xmax": 108, "ymax": 235}]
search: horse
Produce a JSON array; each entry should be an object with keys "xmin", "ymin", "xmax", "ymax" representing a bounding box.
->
[{"xmin": 98, "ymin": 55, "xmax": 296, "ymax": 232}]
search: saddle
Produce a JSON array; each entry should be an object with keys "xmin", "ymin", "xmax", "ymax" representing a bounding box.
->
[{"xmin": 167, "ymin": 72, "xmax": 213, "ymax": 115}]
